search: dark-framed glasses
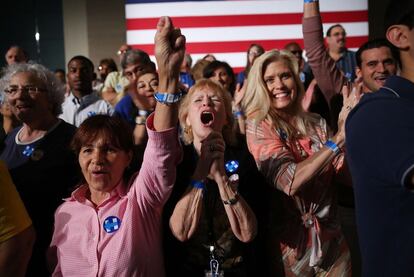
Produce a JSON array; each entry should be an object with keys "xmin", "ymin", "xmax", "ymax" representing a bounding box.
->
[{"xmin": 4, "ymin": 86, "xmax": 46, "ymax": 97}]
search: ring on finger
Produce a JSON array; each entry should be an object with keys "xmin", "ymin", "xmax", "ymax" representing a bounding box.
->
[{"xmin": 346, "ymin": 105, "xmax": 352, "ymax": 111}]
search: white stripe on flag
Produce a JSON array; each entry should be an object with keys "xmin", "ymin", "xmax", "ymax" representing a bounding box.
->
[
  {"xmin": 126, "ymin": 0, "xmax": 368, "ymax": 18},
  {"xmin": 127, "ymin": 22, "xmax": 369, "ymax": 45}
]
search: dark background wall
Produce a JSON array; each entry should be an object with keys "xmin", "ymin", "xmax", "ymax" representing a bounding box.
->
[
  {"xmin": 0, "ymin": 0, "xmax": 392, "ymax": 72},
  {"xmin": 0, "ymin": 0, "xmax": 65, "ymax": 70}
]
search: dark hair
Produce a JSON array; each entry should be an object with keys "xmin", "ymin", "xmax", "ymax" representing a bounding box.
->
[
  {"xmin": 326, "ymin": 24, "xmax": 344, "ymax": 37},
  {"xmin": 68, "ymin": 55, "xmax": 94, "ymax": 72},
  {"xmin": 244, "ymin": 43, "xmax": 265, "ymax": 77},
  {"xmin": 202, "ymin": 60, "xmax": 236, "ymax": 94},
  {"xmin": 385, "ymin": 0, "xmax": 414, "ymax": 30},
  {"xmin": 71, "ymin": 115, "xmax": 134, "ymax": 155},
  {"xmin": 6, "ymin": 45, "xmax": 29, "ymax": 61},
  {"xmin": 121, "ymin": 49, "xmax": 152, "ymax": 70},
  {"xmin": 54, "ymin": 68, "xmax": 65, "ymax": 74},
  {"xmin": 356, "ymin": 38, "xmax": 400, "ymax": 68},
  {"xmin": 99, "ymin": 58, "xmax": 118, "ymax": 72}
]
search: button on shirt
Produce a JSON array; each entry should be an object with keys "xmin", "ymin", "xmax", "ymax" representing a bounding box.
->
[
  {"xmin": 49, "ymin": 114, "xmax": 182, "ymax": 276},
  {"xmin": 60, "ymin": 92, "xmax": 114, "ymax": 127}
]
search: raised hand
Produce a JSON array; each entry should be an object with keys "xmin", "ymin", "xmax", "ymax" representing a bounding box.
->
[
  {"xmin": 234, "ymin": 81, "xmax": 247, "ymax": 107},
  {"xmin": 192, "ymin": 131, "xmax": 226, "ymax": 181},
  {"xmin": 337, "ymin": 82, "xmax": 362, "ymax": 135},
  {"xmin": 154, "ymin": 16, "xmax": 186, "ymax": 90}
]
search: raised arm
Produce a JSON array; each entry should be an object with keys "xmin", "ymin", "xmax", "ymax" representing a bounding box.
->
[
  {"xmin": 302, "ymin": 0, "xmax": 346, "ymax": 105},
  {"xmin": 153, "ymin": 16, "xmax": 186, "ymax": 131}
]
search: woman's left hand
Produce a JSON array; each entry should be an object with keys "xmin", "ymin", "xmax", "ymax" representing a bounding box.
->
[{"xmin": 197, "ymin": 131, "xmax": 226, "ymax": 181}]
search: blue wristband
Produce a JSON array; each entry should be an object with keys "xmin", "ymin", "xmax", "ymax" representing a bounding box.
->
[
  {"xmin": 233, "ymin": 110, "xmax": 244, "ymax": 118},
  {"xmin": 304, "ymin": 0, "xmax": 318, "ymax": 3},
  {"xmin": 154, "ymin": 91, "xmax": 183, "ymax": 105},
  {"xmin": 325, "ymin": 140, "xmax": 340, "ymax": 155},
  {"xmin": 190, "ymin": 179, "xmax": 205, "ymax": 190}
]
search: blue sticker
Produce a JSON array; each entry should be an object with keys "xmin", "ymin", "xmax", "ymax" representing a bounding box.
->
[
  {"xmin": 22, "ymin": 145, "xmax": 35, "ymax": 157},
  {"xmin": 225, "ymin": 160, "xmax": 239, "ymax": 174},
  {"xmin": 103, "ymin": 216, "xmax": 121, "ymax": 233},
  {"xmin": 345, "ymin": 72, "xmax": 352, "ymax": 81},
  {"xmin": 87, "ymin": 111, "xmax": 97, "ymax": 117},
  {"xmin": 278, "ymin": 129, "xmax": 288, "ymax": 141}
]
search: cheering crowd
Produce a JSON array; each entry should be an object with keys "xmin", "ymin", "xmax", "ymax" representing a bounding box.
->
[{"xmin": 1, "ymin": 0, "xmax": 414, "ymax": 276}]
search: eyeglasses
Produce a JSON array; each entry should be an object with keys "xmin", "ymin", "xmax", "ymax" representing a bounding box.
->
[
  {"xmin": 4, "ymin": 86, "xmax": 45, "ymax": 97},
  {"xmin": 117, "ymin": 49, "xmax": 128, "ymax": 56}
]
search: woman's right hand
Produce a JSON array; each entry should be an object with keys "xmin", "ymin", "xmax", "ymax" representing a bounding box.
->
[{"xmin": 336, "ymin": 82, "xmax": 362, "ymax": 139}]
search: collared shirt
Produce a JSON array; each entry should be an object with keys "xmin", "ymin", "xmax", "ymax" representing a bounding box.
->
[
  {"xmin": 336, "ymin": 49, "xmax": 357, "ymax": 82},
  {"xmin": 49, "ymin": 114, "xmax": 182, "ymax": 277},
  {"xmin": 103, "ymin": 71, "xmax": 129, "ymax": 94},
  {"xmin": 60, "ymin": 91, "xmax": 114, "ymax": 127},
  {"xmin": 346, "ymin": 75, "xmax": 414, "ymax": 277}
]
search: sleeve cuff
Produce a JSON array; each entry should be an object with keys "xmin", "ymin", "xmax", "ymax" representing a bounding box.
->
[{"xmin": 146, "ymin": 112, "xmax": 180, "ymax": 149}]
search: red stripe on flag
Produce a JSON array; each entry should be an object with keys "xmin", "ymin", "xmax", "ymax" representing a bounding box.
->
[
  {"xmin": 131, "ymin": 36, "xmax": 368, "ymax": 55},
  {"xmin": 126, "ymin": 11, "xmax": 368, "ymax": 30}
]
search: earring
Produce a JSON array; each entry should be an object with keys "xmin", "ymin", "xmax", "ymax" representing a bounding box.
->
[{"xmin": 184, "ymin": 125, "xmax": 192, "ymax": 134}]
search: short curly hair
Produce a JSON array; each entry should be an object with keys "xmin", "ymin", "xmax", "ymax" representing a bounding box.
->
[{"xmin": 0, "ymin": 62, "xmax": 65, "ymax": 116}]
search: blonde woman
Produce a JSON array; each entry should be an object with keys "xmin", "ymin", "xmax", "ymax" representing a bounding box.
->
[
  {"xmin": 241, "ymin": 50, "xmax": 358, "ymax": 276},
  {"xmin": 164, "ymin": 79, "xmax": 266, "ymax": 276}
]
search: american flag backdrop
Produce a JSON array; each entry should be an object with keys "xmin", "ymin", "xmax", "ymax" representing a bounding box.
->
[{"xmin": 125, "ymin": 0, "xmax": 368, "ymax": 72}]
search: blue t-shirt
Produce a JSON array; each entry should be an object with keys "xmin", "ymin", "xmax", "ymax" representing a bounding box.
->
[
  {"xmin": 114, "ymin": 94, "xmax": 136, "ymax": 127},
  {"xmin": 346, "ymin": 75, "xmax": 414, "ymax": 277}
]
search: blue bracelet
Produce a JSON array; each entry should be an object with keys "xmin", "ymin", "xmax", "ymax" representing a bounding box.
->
[
  {"xmin": 190, "ymin": 179, "xmax": 205, "ymax": 190},
  {"xmin": 325, "ymin": 140, "xmax": 340, "ymax": 155},
  {"xmin": 154, "ymin": 91, "xmax": 183, "ymax": 105},
  {"xmin": 304, "ymin": 0, "xmax": 318, "ymax": 3}
]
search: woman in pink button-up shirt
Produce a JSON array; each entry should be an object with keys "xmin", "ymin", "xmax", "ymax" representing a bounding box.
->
[{"xmin": 48, "ymin": 16, "xmax": 185, "ymax": 277}]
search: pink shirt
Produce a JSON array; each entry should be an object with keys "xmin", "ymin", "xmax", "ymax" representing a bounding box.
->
[{"xmin": 49, "ymin": 114, "xmax": 181, "ymax": 276}]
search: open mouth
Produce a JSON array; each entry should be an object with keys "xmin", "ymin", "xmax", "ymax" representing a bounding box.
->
[
  {"xmin": 200, "ymin": 111, "xmax": 214, "ymax": 126},
  {"xmin": 374, "ymin": 75, "xmax": 387, "ymax": 82}
]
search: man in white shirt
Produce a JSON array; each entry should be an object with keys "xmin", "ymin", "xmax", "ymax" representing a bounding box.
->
[{"xmin": 60, "ymin": 56, "xmax": 113, "ymax": 127}]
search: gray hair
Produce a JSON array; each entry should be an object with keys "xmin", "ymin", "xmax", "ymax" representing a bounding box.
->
[
  {"xmin": 120, "ymin": 49, "xmax": 152, "ymax": 70},
  {"xmin": 0, "ymin": 62, "xmax": 65, "ymax": 116}
]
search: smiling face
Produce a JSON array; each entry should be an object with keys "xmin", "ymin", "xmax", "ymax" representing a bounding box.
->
[
  {"xmin": 137, "ymin": 72, "xmax": 158, "ymax": 108},
  {"xmin": 185, "ymin": 87, "xmax": 227, "ymax": 143},
  {"xmin": 7, "ymin": 71, "xmax": 52, "ymax": 122},
  {"xmin": 263, "ymin": 60, "xmax": 298, "ymax": 113},
  {"xmin": 357, "ymin": 46, "xmax": 397, "ymax": 92},
  {"xmin": 79, "ymin": 136, "xmax": 132, "ymax": 197}
]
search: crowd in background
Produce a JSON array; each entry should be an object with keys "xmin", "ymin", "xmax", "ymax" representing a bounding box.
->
[{"xmin": 1, "ymin": 0, "xmax": 414, "ymax": 276}]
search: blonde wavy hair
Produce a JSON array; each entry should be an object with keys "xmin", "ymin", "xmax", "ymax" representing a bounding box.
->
[
  {"xmin": 241, "ymin": 49, "xmax": 319, "ymax": 137},
  {"xmin": 179, "ymin": 79, "xmax": 236, "ymax": 145}
]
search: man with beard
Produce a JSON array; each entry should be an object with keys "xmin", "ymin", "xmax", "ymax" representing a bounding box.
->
[{"xmin": 60, "ymin": 56, "xmax": 113, "ymax": 127}]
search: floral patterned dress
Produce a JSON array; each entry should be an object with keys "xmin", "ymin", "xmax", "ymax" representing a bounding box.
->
[{"xmin": 246, "ymin": 116, "xmax": 351, "ymax": 277}]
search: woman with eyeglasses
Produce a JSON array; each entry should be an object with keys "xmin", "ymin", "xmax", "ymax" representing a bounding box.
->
[{"xmin": 0, "ymin": 62, "xmax": 79, "ymax": 275}]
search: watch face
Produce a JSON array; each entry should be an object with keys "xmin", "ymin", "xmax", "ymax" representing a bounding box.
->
[{"xmin": 135, "ymin": 116, "xmax": 146, "ymax": 125}]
